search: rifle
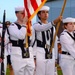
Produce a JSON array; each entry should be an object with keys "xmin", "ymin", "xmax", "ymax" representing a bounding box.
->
[{"xmin": 1, "ymin": 10, "xmax": 6, "ymax": 75}]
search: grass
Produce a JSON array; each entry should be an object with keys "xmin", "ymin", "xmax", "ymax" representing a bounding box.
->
[
  {"xmin": 6, "ymin": 68, "xmax": 10, "ymax": 75},
  {"xmin": 58, "ymin": 70, "xmax": 63, "ymax": 75},
  {"xmin": 58, "ymin": 69, "xmax": 63, "ymax": 75},
  {"xmin": 57, "ymin": 65, "xmax": 63, "ymax": 75}
]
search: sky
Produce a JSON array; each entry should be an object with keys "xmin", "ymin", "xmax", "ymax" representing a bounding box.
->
[{"xmin": 0, "ymin": 0, "xmax": 36, "ymax": 23}]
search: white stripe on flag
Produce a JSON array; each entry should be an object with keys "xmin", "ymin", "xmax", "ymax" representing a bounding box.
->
[
  {"xmin": 27, "ymin": 0, "xmax": 34, "ymax": 15},
  {"xmin": 36, "ymin": 0, "xmax": 41, "ymax": 6}
]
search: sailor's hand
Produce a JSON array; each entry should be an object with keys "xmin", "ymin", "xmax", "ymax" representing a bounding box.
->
[
  {"xmin": 23, "ymin": 16, "xmax": 28, "ymax": 24},
  {"xmin": 53, "ymin": 16, "xmax": 63, "ymax": 25}
]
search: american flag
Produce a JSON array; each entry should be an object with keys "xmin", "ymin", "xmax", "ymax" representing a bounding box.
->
[{"xmin": 24, "ymin": 0, "xmax": 47, "ymax": 36}]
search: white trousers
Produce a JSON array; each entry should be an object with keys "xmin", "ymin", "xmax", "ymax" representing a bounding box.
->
[
  {"xmin": 35, "ymin": 47, "xmax": 55, "ymax": 75},
  {"xmin": 59, "ymin": 58, "xmax": 75, "ymax": 75},
  {"xmin": 11, "ymin": 47, "xmax": 35, "ymax": 75}
]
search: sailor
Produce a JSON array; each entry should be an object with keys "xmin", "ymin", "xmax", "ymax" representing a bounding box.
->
[
  {"xmin": 7, "ymin": 6, "xmax": 35, "ymax": 75},
  {"xmin": 33, "ymin": 6, "xmax": 62, "ymax": 75},
  {"xmin": 59, "ymin": 17, "xmax": 75, "ymax": 75}
]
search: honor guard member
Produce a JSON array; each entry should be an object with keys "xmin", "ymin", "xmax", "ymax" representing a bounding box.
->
[
  {"xmin": 59, "ymin": 17, "xmax": 75, "ymax": 75},
  {"xmin": 7, "ymin": 6, "xmax": 35, "ymax": 75},
  {"xmin": 33, "ymin": 6, "xmax": 62, "ymax": 75}
]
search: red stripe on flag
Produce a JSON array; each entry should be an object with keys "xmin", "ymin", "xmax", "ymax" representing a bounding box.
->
[
  {"xmin": 30, "ymin": 0, "xmax": 38, "ymax": 11},
  {"xmin": 24, "ymin": 0, "xmax": 32, "ymax": 36},
  {"xmin": 24, "ymin": 0, "xmax": 47, "ymax": 36},
  {"xmin": 41, "ymin": 0, "xmax": 44, "ymax": 2},
  {"xmin": 24, "ymin": 0, "xmax": 31, "ymax": 18}
]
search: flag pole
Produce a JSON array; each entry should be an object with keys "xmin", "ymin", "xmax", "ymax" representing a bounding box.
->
[
  {"xmin": 25, "ymin": 20, "xmax": 31, "ymax": 48},
  {"xmin": 50, "ymin": 0, "xmax": 67, "ymax": 53}
]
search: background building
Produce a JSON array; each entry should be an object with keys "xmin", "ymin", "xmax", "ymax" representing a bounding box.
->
[
  {"xmin": 45, "ymin": 0, "xmax": 75, "ymax": 37},
  {"xmin": 46, "ymin": 0, "xmax": 75, "ymax": 21}
]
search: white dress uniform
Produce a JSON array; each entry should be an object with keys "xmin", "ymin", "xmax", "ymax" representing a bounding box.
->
[
  {"xmin": 8, "ymin": 23, "xmax": 35, "ymax": 75},
  {"xmin": 33, "ymin": 21, "xmax": 58, "ymax": 75},
  {"xmin": 59, "ymin": 17, "xmax": 75, "ymax": 75},
  {"xmin": 59, "ymin": 30, "xmax": 75, "ymax": 75}
]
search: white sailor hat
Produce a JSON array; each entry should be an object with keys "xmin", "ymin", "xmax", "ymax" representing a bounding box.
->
[
  {"xmin": 39, "ymin": 6, "xmax": 50, "ymax": 11},
  {"xmin": 15, "ymin": 6, "xmax": 24, "ymax": 11},
  {"xmin": 63, "ymin": 17, "xmax": 75, "ymax": 23}
]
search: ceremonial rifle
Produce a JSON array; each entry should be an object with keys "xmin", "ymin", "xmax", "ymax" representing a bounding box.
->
[{"xmin": 1, "ymin": 10, "xmax": 6, "ymax": 75}]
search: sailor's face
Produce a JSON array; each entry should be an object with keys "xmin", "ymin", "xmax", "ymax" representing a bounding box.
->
[
  {"xmin": 16, "ymin": 11, "xmax": 25, "ymax": 21},
  {"xmin": 66, "ymin": 22, "xmax": 75, "ymax": 32},
  {"xmin": 39, "ymin": 10, "xmax": 49, "ymax": 20}
]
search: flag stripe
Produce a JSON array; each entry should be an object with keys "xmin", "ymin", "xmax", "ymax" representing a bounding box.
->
[
  {"xmin": 30, "ymin": 0, "xmax": 38, "ymax": 11},
  {"xmin": 27, "ymin": 0, "xmax": 34, "ymax": 15},
  {"xmin": 24, "ymin": 0, "xmax": 31, "ymax": 18},
  {"xmin": 29, "ymin": 0, "xmax": 47, "ymax": 20},
  {"xmin": 24, "ymin": 0, "xmax": 47, "ymax": 20},
  {"xmin": 24, "ymin": 0, "xmax": 47, "ymax": 36},
  {"xmin": 36, "ymin": 0, "xmax": 42, "ymax": 6},
  {"xmin": 41, "ymin": 0, "xmax": 44, "ymax": 2}
]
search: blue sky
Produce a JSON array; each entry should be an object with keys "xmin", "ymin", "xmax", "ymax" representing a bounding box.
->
[{"xmin": 0, "ymin": 0, "xmax": 36, "ymax": 23}]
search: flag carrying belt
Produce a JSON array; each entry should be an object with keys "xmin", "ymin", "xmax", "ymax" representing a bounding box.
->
[{"xmin": 36, "ymin": 22, "xmax": 53, "ymax": 59}]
